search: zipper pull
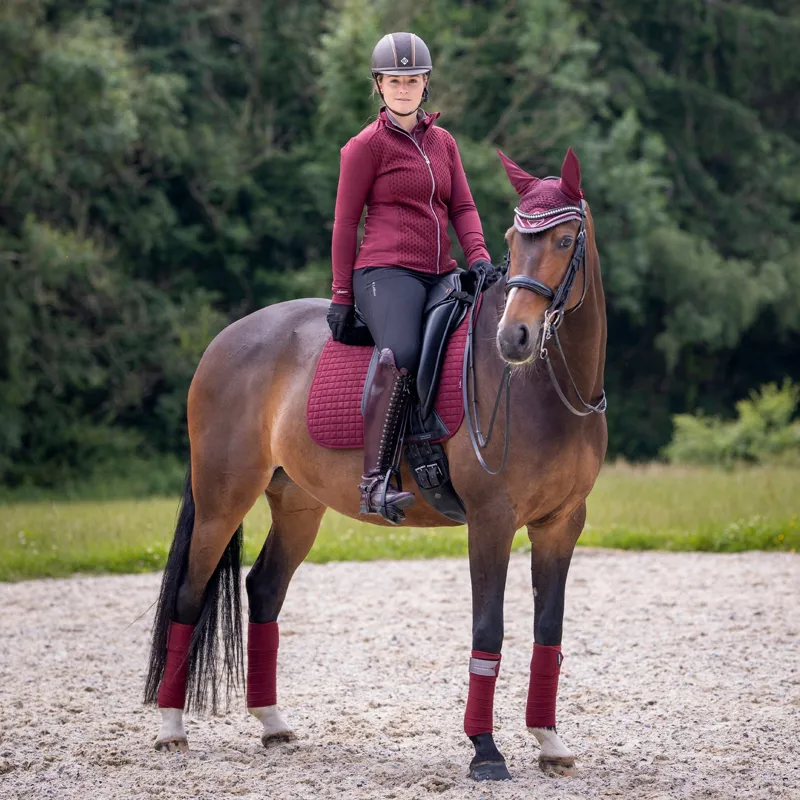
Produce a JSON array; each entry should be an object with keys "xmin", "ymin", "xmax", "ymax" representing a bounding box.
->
[{"xmin": 422, "ymin": 153, "xmax": 430, "ymax": 165}]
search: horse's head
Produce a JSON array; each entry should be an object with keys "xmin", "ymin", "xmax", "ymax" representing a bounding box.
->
[{"xmin": 496, "ymin": 148, "xmax": 589, "ymax": 364}]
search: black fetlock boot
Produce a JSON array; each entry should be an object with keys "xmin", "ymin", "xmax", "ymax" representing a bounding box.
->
[{"xmin": 359, "ymin": 348, "xmax": 416, "ymax": 524}]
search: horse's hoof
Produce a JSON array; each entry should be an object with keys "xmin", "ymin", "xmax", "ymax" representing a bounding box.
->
[
  {"xmin": 538, "ymin": 755, "xmax": 577, "ymax": 777},
  {"xmin": 469, "ymin": 760, "xmax": 512, "ymax": 781},
  {"xmin": 154, "ymin": 737, "xmax": 188, "ymax": 753},
  {"xmin": 261, "ymin": 730, "xmax": 297, "ymax": 748}
]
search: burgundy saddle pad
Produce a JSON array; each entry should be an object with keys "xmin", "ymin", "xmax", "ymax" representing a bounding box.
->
[{"xmin": 307, "ymin": 313, "xmax": 471, "ymax": 449}]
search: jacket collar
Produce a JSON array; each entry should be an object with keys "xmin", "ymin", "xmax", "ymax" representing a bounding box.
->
[{"xmin": 379, "ymin": 107, "xmax": 441, "ymax": 133}]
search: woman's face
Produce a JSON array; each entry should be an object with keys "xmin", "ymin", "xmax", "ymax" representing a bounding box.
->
[{"xmin": 377, "ymin": 74, "xmax": 427, "ymax": 111}]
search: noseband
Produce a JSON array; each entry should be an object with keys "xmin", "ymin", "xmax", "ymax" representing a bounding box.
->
[{"xmin": 462, "ymin": 198, "xmax": 606, "ymax": 475}]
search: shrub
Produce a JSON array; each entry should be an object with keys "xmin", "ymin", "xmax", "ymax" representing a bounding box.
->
[{"xmin": 664, "ymin": 382, "xmax": 800, "ymax": 467}]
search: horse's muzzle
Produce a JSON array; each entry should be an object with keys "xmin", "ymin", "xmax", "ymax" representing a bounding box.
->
[{"xmin": 497, "ymin": 321, "xmax": 537, "ymax": 364}]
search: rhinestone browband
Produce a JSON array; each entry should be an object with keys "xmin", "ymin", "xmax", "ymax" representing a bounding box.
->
[{"xmin": 514, "ymin": 205, "xmax": 583, "ymax": 219}]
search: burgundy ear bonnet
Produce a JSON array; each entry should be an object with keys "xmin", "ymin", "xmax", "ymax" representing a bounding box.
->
[{"xmin": 498, "ymin": 148, "xmax": 584, "ymax": 233}]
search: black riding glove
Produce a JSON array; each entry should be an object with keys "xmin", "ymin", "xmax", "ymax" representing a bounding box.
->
[
  {"xmin": 469, "ymin": 259, "xmax": 502, "ymax": 291},
  {"xmin": 326, "ymin": 301, "xmax": 353, "ymax": 342}
]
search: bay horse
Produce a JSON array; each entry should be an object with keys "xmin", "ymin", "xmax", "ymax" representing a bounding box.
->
[{"xmin": 144, "ymin": 148, "xmax": 607, "ymax": 781}]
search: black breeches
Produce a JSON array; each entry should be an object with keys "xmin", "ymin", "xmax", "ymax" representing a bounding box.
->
[{"xmin": 353, "ymin": 267, "xmax": 443, "ymax": 374}]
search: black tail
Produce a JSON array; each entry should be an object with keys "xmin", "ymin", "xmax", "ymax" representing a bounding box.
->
[{"xmin": 143, "ymin": 464, "xmax": 244, "ymax": 713}]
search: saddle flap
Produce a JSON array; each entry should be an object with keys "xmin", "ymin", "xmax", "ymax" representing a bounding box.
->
[
  {"xmin": 417, "ymin": 272, "xmax": 472, "ymax": 419},
  {"xmin": 417, "ymin": 301, "xmax": 465, "ymax": 419}
]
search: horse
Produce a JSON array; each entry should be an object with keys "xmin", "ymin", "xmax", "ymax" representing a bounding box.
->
[{"xmin": 144, "ymin": 147, "xmax": 607, "ymax": 781}]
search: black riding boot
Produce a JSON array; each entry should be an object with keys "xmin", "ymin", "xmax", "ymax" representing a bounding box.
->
[{"xmin": 359, "ymin": 348, "xmax": 416, "ymax": 524}]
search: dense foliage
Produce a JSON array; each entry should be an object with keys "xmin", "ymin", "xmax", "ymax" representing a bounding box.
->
[
  {"xmin": 665, "ymin": 381, "xmax": 800, "ymax": 467},
  {"xmin": 1, "ymin": 0, "xmax": 798, "ymax": 486}
]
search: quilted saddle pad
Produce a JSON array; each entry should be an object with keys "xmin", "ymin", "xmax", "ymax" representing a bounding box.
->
[{"xmin": 307, "ymin": 313, "xmax": 471, "ymax": 449}]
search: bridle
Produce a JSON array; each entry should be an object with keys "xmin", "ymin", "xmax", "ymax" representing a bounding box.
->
[
  {"xmin": 505, "ymin": 200, "xmax": 588, "ymax": 340},
  {"xmin": 462, "ymin": 196, "xmax": 607, "ymax": 475}
]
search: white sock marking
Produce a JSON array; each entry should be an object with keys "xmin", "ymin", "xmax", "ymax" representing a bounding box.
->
[
  {"xmin": 157, "ymin": 707, "xmax": 187, "ymax": 743},
  {"xmin": 528, "ymin": 727, "xmax": 574, "ymax": 760},
  {"xmin": 249, "ymin": 705, "xmax": 292, "ymax": 737}
]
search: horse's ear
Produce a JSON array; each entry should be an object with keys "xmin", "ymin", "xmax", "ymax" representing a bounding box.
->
[
  {"xmin": 497, "ymin": 150, "xmax": 540, "ymax": 197},
  {"xmin": 560, "ymin": 147, "xmax": 583, "ymax": 200}
]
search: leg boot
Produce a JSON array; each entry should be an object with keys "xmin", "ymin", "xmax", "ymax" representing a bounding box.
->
[{"xmin": 359, "ymin": 348, "xmax": 416, "ymax": 523}]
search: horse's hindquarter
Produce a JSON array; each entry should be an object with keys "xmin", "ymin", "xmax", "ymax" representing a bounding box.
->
[{"xmin": 188, "ymin": 299, "xmax": 328, "ymax": 479}]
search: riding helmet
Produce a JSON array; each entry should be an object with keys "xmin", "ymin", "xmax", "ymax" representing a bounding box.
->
[{"xmin": 371, "ymin": 33, "xmax": 433, "ymax": 76}]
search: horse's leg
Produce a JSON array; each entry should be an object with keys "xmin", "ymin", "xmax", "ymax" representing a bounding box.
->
[
  {"xmin": 154, "ymin": 451, "xmax": 271, "ymax": 752},
  {"xmin": 464, "ymin": 509, "xmax": 516, "ymax": 781},
  {"xmin": 245, "ymin": 469, "xmax": 326, "ymax": 747},
  {"xmin": 526, "ymin": 504, "xmax": 584, "ymax": 776}
]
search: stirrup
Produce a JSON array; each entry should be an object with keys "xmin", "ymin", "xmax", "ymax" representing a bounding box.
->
[
  {"xmin": 358, "ymin": 475, "xmax": 381, "ymax": 515},
  {"xmin": 359, "ymin": 472, "xmax": 414, "ymax": 524}
]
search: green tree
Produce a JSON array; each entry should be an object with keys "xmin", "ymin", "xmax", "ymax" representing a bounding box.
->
[{"xmin": 2, "ymin": 0, "xmax": 799, "ymax": 485}]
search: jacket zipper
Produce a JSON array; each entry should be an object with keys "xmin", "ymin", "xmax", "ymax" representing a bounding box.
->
[{"xmin": 390, "ymin": 126, "xmax": 441, "ymax": 274}]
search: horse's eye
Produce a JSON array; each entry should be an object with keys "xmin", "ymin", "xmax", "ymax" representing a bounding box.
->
[{"xmin": 559, "ymin": 237, "xmax": 573, "ymax": 249}]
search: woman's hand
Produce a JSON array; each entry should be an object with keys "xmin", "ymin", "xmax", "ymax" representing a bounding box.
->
[
  {"xmin": 326, "ymin": 301, "xmax": 354, "ymax": 342},
  {"xmin": 469, "ymin": 259, "xmax": 503, "ymax": 291}
]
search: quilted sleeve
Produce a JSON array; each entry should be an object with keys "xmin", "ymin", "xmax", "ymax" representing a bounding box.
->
[{"xmin": 331, "ymin": 137, "xmax": 376, "ymax": 304}]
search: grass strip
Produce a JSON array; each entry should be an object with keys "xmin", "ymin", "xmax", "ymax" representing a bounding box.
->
[{"xmin": 1, "ymin": 465, "xmax": 797, "ymax": 582}]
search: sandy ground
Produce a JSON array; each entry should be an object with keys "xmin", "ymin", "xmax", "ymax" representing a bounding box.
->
[{"xmin": 0, "ymin": 549, "xmax": 798, "ymax": 800}]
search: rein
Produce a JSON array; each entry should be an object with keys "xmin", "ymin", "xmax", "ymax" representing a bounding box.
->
[
  {"xmin": 462, "ymin": 200, "xmax": 606, "ymax": 475},
  {"xmin": 461, "ymin": 271, "xmax": 512, "ymax": 475}
]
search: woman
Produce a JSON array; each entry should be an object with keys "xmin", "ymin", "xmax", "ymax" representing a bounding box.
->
[{"xmin": 326, "ymin": 31, "xmax": 494, "ymax": 523}]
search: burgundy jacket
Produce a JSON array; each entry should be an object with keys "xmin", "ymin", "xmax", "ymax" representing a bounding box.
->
[{"xmin": 331, "ymin": 108, "xmax": 491, "ymax": 304}]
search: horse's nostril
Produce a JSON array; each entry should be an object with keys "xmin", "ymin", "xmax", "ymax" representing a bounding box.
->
[{"xmin": 517, "ymin": 324, "xmax": 530, "ymax": 349}]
